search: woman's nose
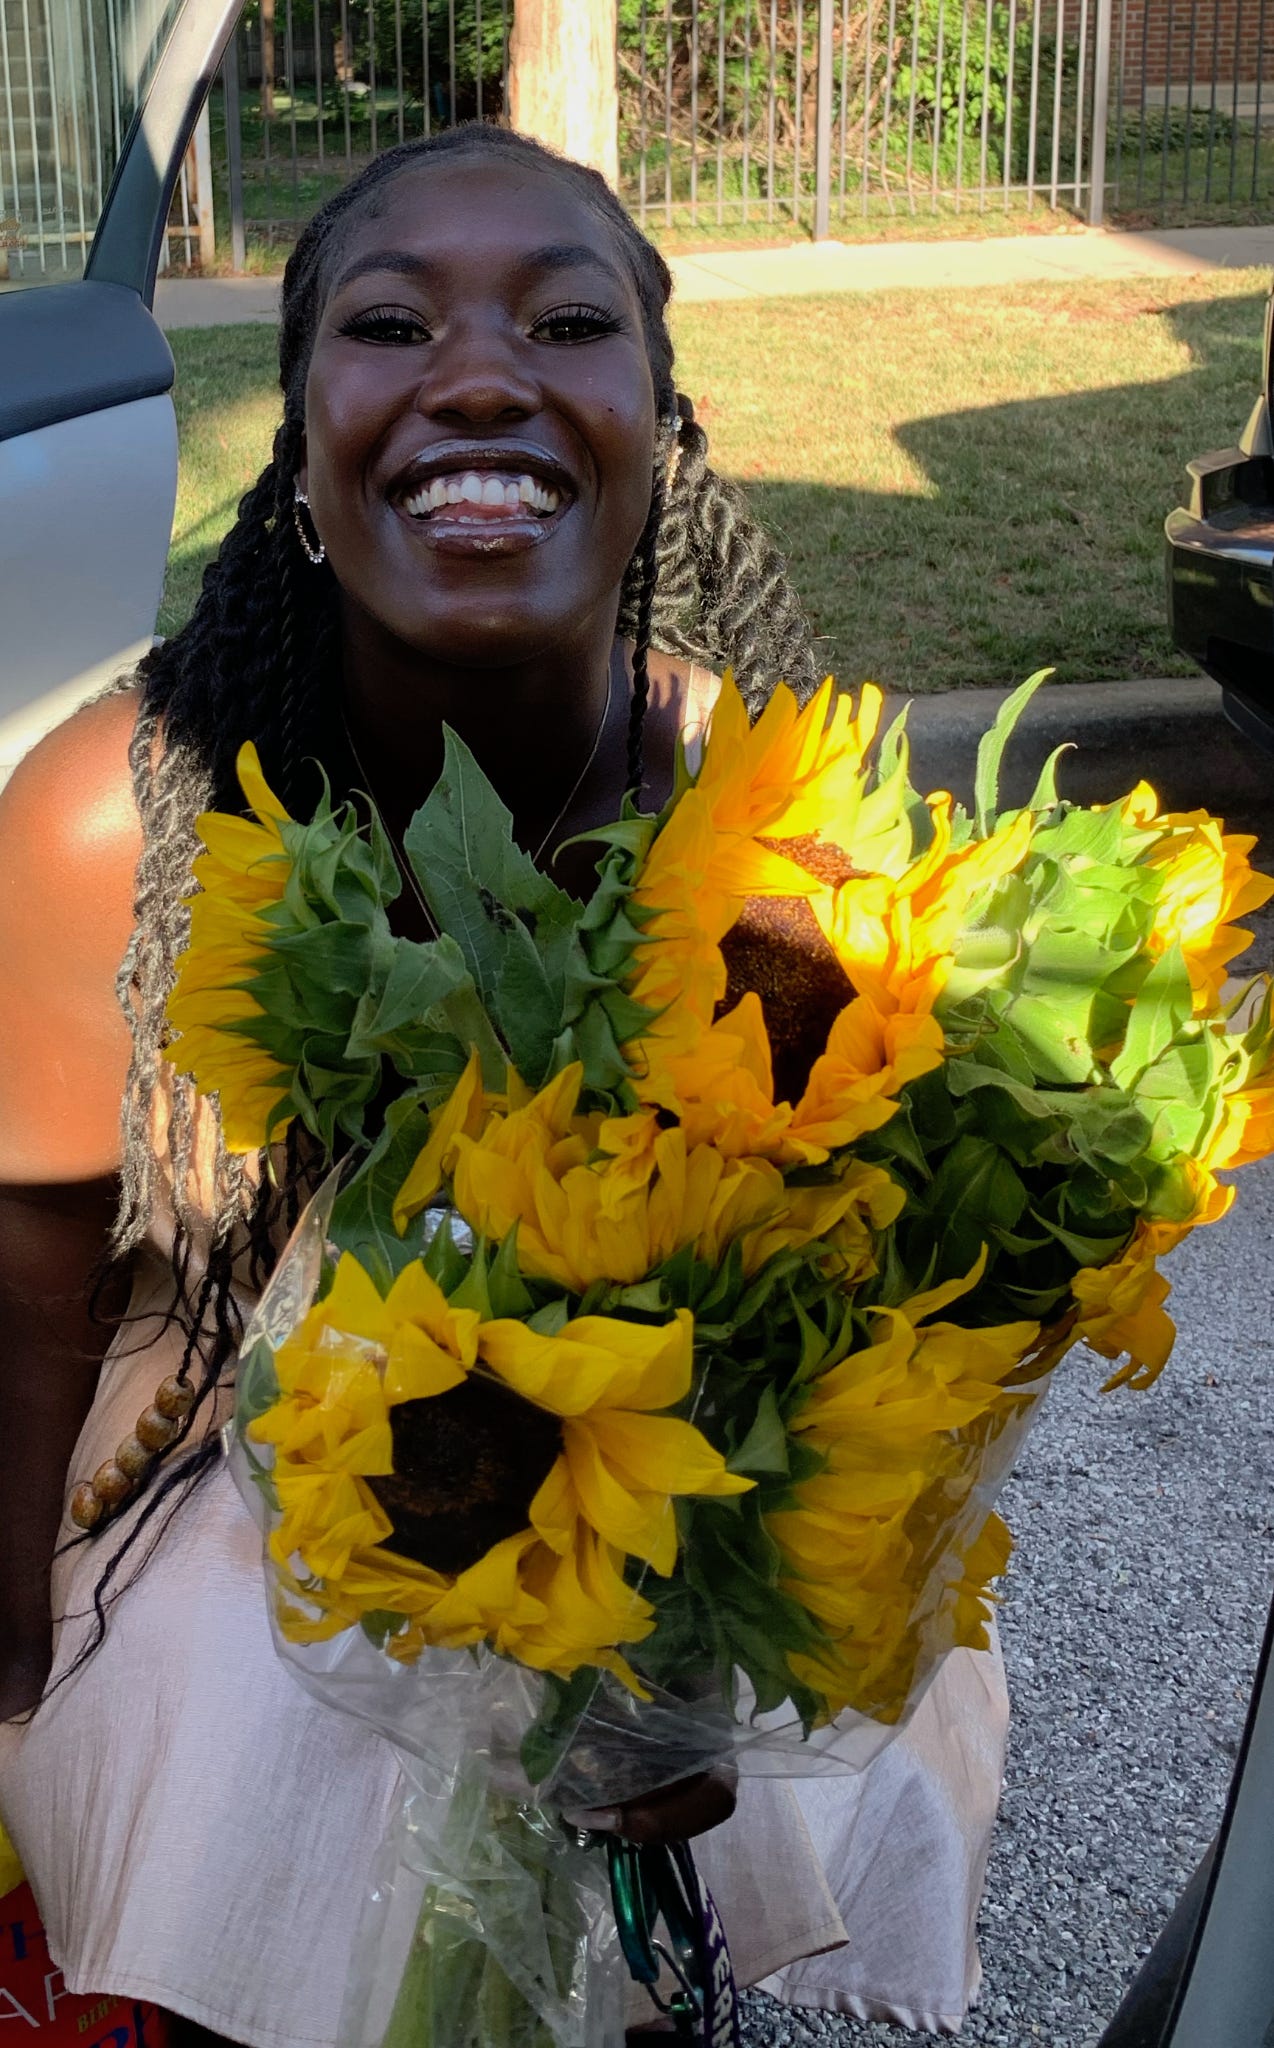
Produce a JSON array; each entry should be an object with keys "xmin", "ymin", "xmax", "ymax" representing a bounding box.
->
[{"xmin": 416, "ymin": 322, "xmax": 541, "ymax": 425}]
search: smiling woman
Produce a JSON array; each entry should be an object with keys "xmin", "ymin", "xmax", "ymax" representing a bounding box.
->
[{"xmin": 0, "ymin": 126, "xmax": 1003, "ymax": 2048}]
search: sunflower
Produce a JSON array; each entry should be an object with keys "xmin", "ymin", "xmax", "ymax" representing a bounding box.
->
[
  {"xmin": 165, "ymin": 743, "xmax": 297, "ymax": 1150},
  {"xmin": 767, "ymin": 1263, "xmax": 1038, "ymax": 1720},
  {"xmin": 620, "ymin": 676, "xmax": 1034, "ymax": 1167},
  {"xmin": 1121, "ymin": 784, "xmax": 1274, "ymax": 1011},
  {"xmin": 249, "ymin": 1250, "xmax": 751, "ymax": 1685},
  {"xmin": 393, "ymin": 1058, "xmax": 903, "ymax": 1292}
]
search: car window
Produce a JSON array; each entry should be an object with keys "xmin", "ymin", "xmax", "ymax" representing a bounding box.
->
[{"xmin": 0, "ymin": 0, "xmax": 186, "ymax": 283}]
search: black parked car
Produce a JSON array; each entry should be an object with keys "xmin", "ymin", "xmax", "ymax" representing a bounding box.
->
[{"xmin": 1166, "ymin": 284, "xmax": 1274, "ymax": 749}]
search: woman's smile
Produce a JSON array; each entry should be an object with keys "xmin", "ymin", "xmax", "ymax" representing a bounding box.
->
[{"xmin": 387, "ymin": 438, "xmax": 573, "ymax": 554}]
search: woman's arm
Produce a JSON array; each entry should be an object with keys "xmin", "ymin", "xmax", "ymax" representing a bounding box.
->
[
  {"xmin": 0, "ymin": 689, "xmax": 143, "ymax": 1716},
  {"xmin": 0, "ymin": 1178, "xmax": 131, "ymax": 1717}
]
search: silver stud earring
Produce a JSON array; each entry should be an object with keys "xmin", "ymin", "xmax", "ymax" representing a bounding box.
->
[{"xmin": 292, "ymin": 483, "xmax": 326, "ymax": 565}]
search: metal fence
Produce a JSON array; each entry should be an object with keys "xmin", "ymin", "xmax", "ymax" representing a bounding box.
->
[
  {"xmin": 207, "ymin": 0, "xmax": 1271, "ymax": 258},
  {"xmin": 619, "ymin": 0, "xmax": 1271, "ymax": 231},
  {"xmin": 0, "ymin": 0, "xmax": 1269, "ymax": 277},
  {"xmin": 0, "ymin": 0, "xmax": 182, "ymax": 275}
]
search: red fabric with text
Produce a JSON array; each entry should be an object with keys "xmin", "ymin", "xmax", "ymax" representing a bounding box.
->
[{"xmin": 0, "ymin": 1883, "xmax": 171, "ymax": 2048}]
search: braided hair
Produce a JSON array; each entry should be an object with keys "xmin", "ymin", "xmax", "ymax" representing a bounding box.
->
[{"xmin": 65, "ymin": 126, "xmax": 817, "ymax": 1658}]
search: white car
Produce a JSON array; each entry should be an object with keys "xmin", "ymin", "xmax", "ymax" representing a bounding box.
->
[{"xmin": 0, "ymin": 0, "xmax": 239, "ymax": 781}]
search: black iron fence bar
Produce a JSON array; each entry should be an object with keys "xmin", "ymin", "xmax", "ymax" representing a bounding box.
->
[
  {"xmin": 1227, "ymin": 0, "xmax": 1242, "ymax": 197},
  {"xmin": 64, "ymin": 0, "xmax": 91, "ymax": 258},
  {"xmin": 104, "ymin": 0, "xmax": 122, "ymax": 168},
  {"xmin": 1026, "ymin": 0, "xmax": 1041, "ymax": 204},
  {"xmin": 955, "ymin": 0, "xmax": 970, "ymax": 209},
  {"xmin": 1089, "ymin": 0, "xmax": 1113, "ymax": 221},
  {"xmin": 284, "ymin": 0, "xmax": 298, "ymax": 218},
  {"xmin": 932, "ymin": 0, "xmax": 946, "ymax": 206},
  {"xmin": 796, "ymin": 0, "xmax": 805, "ymax": 220},
  {"xmin": 987, "ymin": 0, "xmax": 999, "ymax": 207},
  {"xmin": 904, "ymin": 0, "xmax": 919, "ymax": 210},
  {"xmin": 18, "ymin": 0, "xmax": 46, "ymax": 268},
  {"xmin": 767, "ymin": 0, "xmax": 777, "ymax": 222},
  {"xmin": 84, "ymin": 0, "xmax": 106, "ymax": 221},
  {"xmin": 884, "ymin": 0, "xmax": 905, "ymax": 203},
  {"xmin": 663, "ymin": 0, "xmax": 671, "ymax": 225},
  {"xmin": 742, "ymin": 0, "xmax": 752, "ymax": 223},
  {"xmin": 1048, "ymin": 0, "xmax": 1063, "ymax": 207},
  {"xmin": 1255, "ymin": 0, "xmax": 1267, "ymax": 199},
  {"xmin": 716, "ymin": 0, "xmax": 725, "ymax": 224},
  {"xmin": 1111, "ymin": 0, "xmax": 1127, "ymax": 207},
  {"xmin": 837, "ymin": 0, "xmax": 849, "ymax": 209},
  {"xmin": 1074, "ymin": 0, "xmax": 1089, "ymax": 210},
  {"xmin": 221, "ymin": 42, "xmax": 246, "ymax": 266},
  {"xmin": 813, "ymin": 0, "xmax": 832, "ymax": 232},
  {"xmin": 689, "ymin": 0, "xmax": 698, "ymax": 222},
  {"xmin": 1183, "ymin": 0, "xmax": 1198, "ymax": 196},
  {"xmin": 1004, "ymin": 0, "xmax": 1018, "ymax": 209}
]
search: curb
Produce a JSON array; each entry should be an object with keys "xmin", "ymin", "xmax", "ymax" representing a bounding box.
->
[{"xmin": 886, "ymin": 675, "xmax": 1272, "ymax": 835}]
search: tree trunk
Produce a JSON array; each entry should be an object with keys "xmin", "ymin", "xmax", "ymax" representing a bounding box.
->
[{"xmin": 508, "ymin": 0, "xmax": 619, "ymax": 190}]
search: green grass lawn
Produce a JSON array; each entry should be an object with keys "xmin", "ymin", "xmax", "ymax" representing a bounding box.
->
[{"xmin": 162, "ymin": 266, "xmax": 1270, "ymax": 691}]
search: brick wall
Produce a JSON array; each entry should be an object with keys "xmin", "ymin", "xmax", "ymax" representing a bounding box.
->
[{"xmin": 1112, "ymin": 0, "xmax": 1269, "ymax": 91}]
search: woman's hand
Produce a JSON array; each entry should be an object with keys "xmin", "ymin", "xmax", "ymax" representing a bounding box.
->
[{"xmin": 563, "ymin": 1764, "xmax": 737, "ymax": 1846}]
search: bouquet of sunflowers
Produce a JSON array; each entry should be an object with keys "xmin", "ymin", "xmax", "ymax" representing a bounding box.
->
[{"xmin": 166, "ymin": 672, "xmax": 1274, "ymax": 2047}]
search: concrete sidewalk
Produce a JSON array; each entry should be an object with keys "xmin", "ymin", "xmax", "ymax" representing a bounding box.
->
[{"xmin": 152, "ymin": 219, "xmax": 1274, "ymax": 328}]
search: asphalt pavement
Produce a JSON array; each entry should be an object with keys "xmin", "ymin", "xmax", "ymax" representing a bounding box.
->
[
  {"xmin": 736, "ymin": 683, "xmax": 1274, "ymax": 2045},
  {"xmin": 741, "ymin": 1152, "xmax": 1274, "ymax": 2046}
]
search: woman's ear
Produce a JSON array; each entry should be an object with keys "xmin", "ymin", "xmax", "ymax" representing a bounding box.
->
[{"xmin": 296, "ymin": 436, "xmax": 309, "ymax": 498}]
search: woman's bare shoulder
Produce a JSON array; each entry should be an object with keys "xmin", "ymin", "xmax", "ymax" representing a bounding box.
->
[{"xmin": 0, "ymin": 687, "xmax": 144, "ymax": 1182}]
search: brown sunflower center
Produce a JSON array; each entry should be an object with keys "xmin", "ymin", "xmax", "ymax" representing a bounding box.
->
[
  {"xmin": 718, "ymin": 834, "xmax": 860, "ymax": 1106},
  {"xmin": 367, "ymin": 1378, "xmax": 563, "ymax": 1577}
]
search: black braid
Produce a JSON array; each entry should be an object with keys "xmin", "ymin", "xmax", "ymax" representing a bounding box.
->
[
  {"xmin": 626, "ymin": 474, "xmax": 665, "ymax": 798},
  {"xmin": 649, "ymin": 408, "xmax": 818, "ymax": 711}
]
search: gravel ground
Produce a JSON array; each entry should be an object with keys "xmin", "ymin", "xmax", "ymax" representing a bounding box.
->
[{"xmin": 741, "ymin": 1153, "xmax": 1274, "ymax": 2048}]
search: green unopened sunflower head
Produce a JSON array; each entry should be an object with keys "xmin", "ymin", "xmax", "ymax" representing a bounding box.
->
[{"xmin": 164, "ymin": 742, "xmax": 399, "ymax": 1153}]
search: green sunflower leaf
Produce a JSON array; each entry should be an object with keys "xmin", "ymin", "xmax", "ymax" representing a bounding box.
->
[
  {"xmin": 1110, "ymin": 942, "xmax": 1193, "ymax": 1090},
  {"xmin": 973, "ymin": 669, "xmax": 1053, "ymax": 834}
]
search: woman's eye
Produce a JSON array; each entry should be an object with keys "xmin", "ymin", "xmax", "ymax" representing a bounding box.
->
[
  {"xmin": 338, "ymin": 304, "xmax": 431, "ymax": 346},
  {"xmin": 531, "ymin": 304, "xmax": 622, "ymax": 344}
]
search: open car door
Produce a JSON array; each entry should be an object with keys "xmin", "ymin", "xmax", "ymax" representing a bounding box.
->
[{"xmin": 0, "ymin": 0, "xmax": 243, "ymax": 781}]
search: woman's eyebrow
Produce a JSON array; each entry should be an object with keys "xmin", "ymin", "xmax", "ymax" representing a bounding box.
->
[{"xmin": 330, "ymin": 243, "xmax": 626, "ymax": 296}]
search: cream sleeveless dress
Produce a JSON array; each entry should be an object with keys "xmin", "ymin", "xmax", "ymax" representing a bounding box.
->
[{"xmin": 0, "ymin": 670, "xmax": 1009, "ymax": 2040}]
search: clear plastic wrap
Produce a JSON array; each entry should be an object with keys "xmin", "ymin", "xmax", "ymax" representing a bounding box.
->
[
  {"xmin": 340, "ymin": 1755, "xmax": 624, "ymax": 2048},
  {"xmin": 226, "ymin": 1166, "xmax": 1050, "ymax": 2045}
]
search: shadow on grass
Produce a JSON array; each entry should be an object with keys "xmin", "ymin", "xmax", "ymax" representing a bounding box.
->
[{"xmin": 742, "ymin": 290, "xmax": 1267, "ymax": 691}]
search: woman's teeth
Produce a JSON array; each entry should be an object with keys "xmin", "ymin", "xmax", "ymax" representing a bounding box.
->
[{"xmin": 401, "ymin": 472, "xmax": 562, "ymax": 519}]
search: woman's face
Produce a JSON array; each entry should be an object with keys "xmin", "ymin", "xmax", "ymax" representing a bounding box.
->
[{"xmin": 300, "ymin": 156, "xmax": 659, "ymax": 673}]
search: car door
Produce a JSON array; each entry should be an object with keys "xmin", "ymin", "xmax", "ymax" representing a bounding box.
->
[{"xmin": 0, "ymin": 0, "xmax": 242, "ymax": 782}]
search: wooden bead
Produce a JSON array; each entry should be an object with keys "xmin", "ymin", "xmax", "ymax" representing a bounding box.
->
[
  {"xmin": 114, "ymin": 1434, "xmax": 154, "ymax": 1481},
  {"xmin": 134, "ymin": 1406, "xmax": 180, "ymax": 1453},
  {"xmin": 69, "ymin": 1483, "xmax": 104, "ymax": 1531},
  {"xmin": 91, "ymin": 1460, "xmax": 133, "ymax": 1508},
  {"xmin": 154, "ymin": 1376, "xmax": 195, "ymax": 1421}
]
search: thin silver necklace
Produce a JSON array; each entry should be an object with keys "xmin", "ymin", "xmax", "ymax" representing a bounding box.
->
[{"xmin": 341, "ymin": 659, "xmax": 616, "ymax": 934}]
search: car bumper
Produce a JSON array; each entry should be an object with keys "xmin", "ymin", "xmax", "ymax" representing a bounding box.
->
[{"xmin": 1166, "ymin": 445, "xmax": 1274, "ymax": 744}]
